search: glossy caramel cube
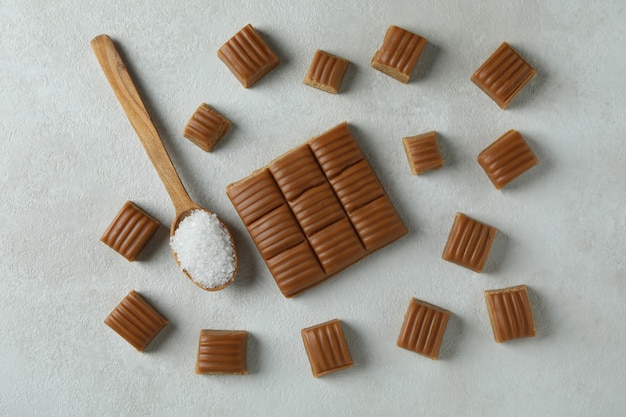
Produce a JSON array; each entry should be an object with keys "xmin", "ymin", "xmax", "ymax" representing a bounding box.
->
[
  {"xmin": 397, "ymin": 298, "xmax": 450, "ymax": 359},
  {"xmin": 301, "ymin": 319, "xmax": 353, "ymax": 377},
  {"xmin": 442, "ymin": 213, "xmax": 497, "ymax": 272},
  {"xmin": 183, "ymin": 104, "xmax": 230, "ymax": 152},
  {"xmin": 303, "ymin": 50, "xmax": 350, "ymax": 93},
  {"xmin": 484, "ymin": 285, "xmax": 536, "ymax": 343},
  {"xmin": 477, "ymin": 130, "xmax": 538, "ymax": 189},
  {"xmin": 371, "ymin": 25, "xmax": 427, "ymax": 83}
]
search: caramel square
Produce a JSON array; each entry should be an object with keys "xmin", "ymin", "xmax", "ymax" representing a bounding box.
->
[
  {"xmin": 303, "ymin": 50, "xmax": 350, "ymax": 94},
  {"xmin": 301, "ymin": 319, "xmax": 353, "ymax": 377},
  {"xmin": 397, "ymin": 298, "xmax": 451, "ymax": 359},
  {"xmin": 485, "ymin": 285, "xmax": 536, "ymax": 343},
  {"xmin": 442, "ymin": 213, "xmax": 497, "ymax": 272},
  {"xmin": 196, "ymin": 330, "xmax": 248, "ymax": 375},
  {"xmin": 183, "ymin": 104, "xmax": 230, "ymax": 152},
  {"xmin": 371, "ymin": 25, "xmax": 427, "ymax": 83},
  {"xmin": 402, "ymin": 131, "xmax": 444, "ymax": 175},
  {"xmin": 477, "ymin": 130, "xmax": 538, "ymax": 189}
]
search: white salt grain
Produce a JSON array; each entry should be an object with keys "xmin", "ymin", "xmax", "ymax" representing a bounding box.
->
[{"xmin": 169, "ymin": 210, "xmax": 235, "ymax": 289}]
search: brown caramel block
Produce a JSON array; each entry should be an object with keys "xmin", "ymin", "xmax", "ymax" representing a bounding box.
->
[
  {"xmin": 195, "ymin": 330, "xmax": 248, "ymax": 375},
  {"xmin": 226, "ymin": 168, "xmax": 284, "ymax": 226},
  {"xmin": 442, "ymin": 213, "xmax": 497, "ymax": 273},
  {"xmin": 265, "ymin": 241, "xmax": 326, "ymax": 298},
  {"xmin": 303, "ymin": 50, "xmax": 350, "ymax": 94},
  {"xmin": 397, "ymin": 298, "xmax": 451, "ymax": 360},
  {"xmin": 485, "ymin": 285, "xmax": 536, "ymax": 343},
  {"xmin": 301, "ymin": 319, "xmax": 353, "ymax": 377},
  {"xmin": 349, "ymin": 195, "xmax": 407, "ymax": 252},
  {"xmin": 477, "ymin": 130, "xmax": 538, "ymax": 189},
  {"xmin": 104, "ymin": 290, "xmax": 168, "ymax": 352},
  {"xmin": 307, "ymin": 122, "xmax": 363, "ymax": 179},
  {"xmin": 328, "ymin": 159, "xmax": 385, "ymax": 213},
  {"xmin": 218, "ymin": 24, "xmax": 279, "ymax": 88},
  {"xmin": 308, "ymin": 218, "xmax": 365, "ymax": 275},
  {"xmin": 183, "ymin": 104, "xmax": 230, "ymax": 152},
  {"xmin": 371, "ymin": 25, "xmax": 427, "ymax": 83},
  {"xmin": 246, "ymin": 203, "xmax": 305, "ymax": 260},
  {"xmin": 470, "ymin": 42, "xmax": 536, "ymax": 109},
  {"xmin": 402, "ymin": 131, "xmax": 444, "ymax": 175},
  {"xmin": 100, "ymin": 201, "xmax": 160, "ymax": 262}
]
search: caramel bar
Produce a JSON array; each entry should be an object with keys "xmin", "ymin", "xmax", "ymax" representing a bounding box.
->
[
  {"xmin": 470, "ymin": 42, "xmax": 536, "ymax": 109},
  {"xmin": 227, "ymin": 122, "xmax": 407, "ymax": 297},
  {"xmin": 477, "ymin": 130, "xmax": 538, "ymax": 189},
  {"xmin": 371, "ymin": 25, "xmax": 427, "ymax": 83},
  {"xmin": 303, "ymin": 50, "xmax": 350, "ymax": 94},
  {"xmin": 484, "ymin": 285, "xmax": 536, "ymax": 343},
  {"xmin": 301, "ymin": 319, "xmax": 353, "ymax": 377},
  {"xmin": 100, "ymin": 201, "xmax": 160, "ymax": 261},
  {"xmin": 442, "ymin": 213, "xmax": 497, "ymax": 272},
  {"xmin": 218, "ymin": 24, "xmax": 279, "ymax": 88},
  {"xmin": 397, "ymin": 298, "xmax": 451, "ymax": 359},
  {"xmin": 195, "ymin": 330, "xmax": 248, "ymax": 375},
  {"xmin": 104, "ymin": 290, "xmax": 168, "ymax": 351},
  {"xmin": 183, "ymin": 104, "xmax": 230, "ymax": 152},
  {"xmin": 402, "ymin": 131, "xmax": 444, "ymax": 175}
]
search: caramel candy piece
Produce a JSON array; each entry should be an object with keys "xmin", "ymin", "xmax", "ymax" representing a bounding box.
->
[
  {"xmin": 100, "ymin": 201, "xmax": 160, "ymax": 262},
  {"xmin": 477, "ymin": 130, "xmax": 538, "ymax": 189},
  {"xmin": 104, "ymin": 290, "xmax": 168, "ymax": 351},
  {"xmin": 484, "ymin": 285, "xmax": 536, "ymax": 343},
  {"xmin": 303, "ymin": 49, "xmax": 350, "ymax": 94},
  {"xmin": 195, "ymin": 330, "xmax": 248, "ymax": 375},
  {"xmin": 218, "ymin": 24, "xmax": 279, "ymax": 88},
  {"xmin": 402, "ymin": 131, "xmax": 444, "ymax": 175},
  {"xmin": 183, "ymin": 104, "xmax": 230, "ymax": 152},
  {"xmin": 371, "ymin": 25, "xmax": 427, "ymax": 83},
  {"xmin": 397, "ymin": 298, "xmax": 451, "ymax": 360},
  {"xmin": 470, "ymin": 42, "xmax": 536, "ymax": 109},
  {"xmin": 226, "ymin": 168, "xmax": 284, "ymax": 226},
  {"xmin": 265, "ymin": 241, "xmax": 326, "ymax": 298},
  {"xmin": 442, "ymin": 213, "xmax": 497, "ymax": 272},
  {"xmin": 301, "ymin": 319, "xmax": 353, "ymax": 377}
]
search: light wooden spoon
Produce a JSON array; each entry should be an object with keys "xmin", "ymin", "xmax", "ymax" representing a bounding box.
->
[{"xmin": 91, "ymin": 34, "xmax": 237, "ymax": 291}]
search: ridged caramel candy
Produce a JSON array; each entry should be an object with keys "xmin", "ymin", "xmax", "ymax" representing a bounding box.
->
[
  {"xmin": 183, "ymin": 104, "xmax": 230, "ymax": 152},
  {"xmin": 442, "ymin": 213, "xmax": 497, "ymax": 272},
  {"xmin": 402, "ymin": 131, "xmax": 444, "ymax": 175},
  {"xmin": 195, "ymin": 330, "xmax": 248, "ymax": 375},
  {"xmin": 397, "ymin": 298, "xmax": 451, "ymax": 360},
  {"xmin": 301, "ymin": 319, "xmax": 353, "ymax": 377},
  {"xmin": 371, "ymin": 25, "xmax": 427, "ymax": 83},
  {"xmin": 303, "ymin": 49, "xmax": 350, "ymax": 94},
  {"xmin": 484, "ymin": 285, "xmax": 536, "ymax": 343},
  {"xmin": 477, "ymin": 130, "xmax": 538, "ymax": 189}
]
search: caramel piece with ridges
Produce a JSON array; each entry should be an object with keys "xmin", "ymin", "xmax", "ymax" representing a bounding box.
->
[
  {"xmin": 104, "ymin": 290, "xmax": 168, "ymax": 352},
  {"xmin": 470, "ymin": 42, "xmax": 536, "ymax": 109},
  {"xmin": 218, "ymin": 24, "xmax": 279, "ymax": 88},
  {"xmin": 397, "ymin": 298, "xmax": 451, "ymax": 360},
  {"xmin": 371, "ymin": 25, "xmax": 427, "ymax": 83},
  {"xmin": 484, "ymin": 285, "xmax": 536, "ymax": 343},
  {"xmin": 246, "ymin": 204, "xmax": 305, "ymax": 260},
  {"xmin": 477, "ymin": 130, "xmax": 538, "ymax": 189},
  {"xmin": 328, "ymin": 159, "xmax": 385, "ymax": 213},
  {"xmin": 183, "ymin": 104, "xmax": 230, "ymax": 152},
  {"xmin": 349, "ymin": 195, "xmax": 407, "ymax": 252},
  {"xmin": 226, "ymin": 169, "xmax": 284, "ymax": 226},
  {"xmin": 101, "ymin": 201, "xmax": 160, "ymax": 262},
  {"xmin": 402, "ymin": 131, "xmax": 444, "ymax": 175},
  {"xmin": 265, "ymin": 241, "xmax": 326, "ymax": 298},
  {"xmin": 195, "ymin": 330, "xmax": 248, "ymax": 375},
  {"xmin": 303, "ymin": 50, "xmax": 350, "ymax": 94},
  {"xmin": 442, "ymin": 213, "xmax": 497, "ymax": 272},
  {"xmin": 308, "ymin": 122, "xmax": 363, "ymax": 179},
  {"xmin": 301, "ymin": 319, "xmax": 353, "ymax": 377},
  {"xmin": 308, "ymin": 218, "xmax": 365, "ymax": 275}
]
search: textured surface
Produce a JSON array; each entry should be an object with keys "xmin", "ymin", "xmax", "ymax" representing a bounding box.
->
[{"xmin": 2, "ymin": 0, "xmax": 626, "ymax": 416}]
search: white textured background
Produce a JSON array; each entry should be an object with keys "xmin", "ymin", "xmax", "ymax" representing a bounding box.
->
[{"xmin": 2, "ymin": 0, "xmax": 625, "ymax": 416}]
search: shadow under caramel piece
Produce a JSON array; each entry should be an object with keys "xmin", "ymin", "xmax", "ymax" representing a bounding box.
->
[
  {"xmin": 183, "ymin": 104, "xmax": 231, "ymax": 152},
  {"xmin": 470, "ymin": 42, "xmax": 536, "ymax": 109},
  {"xmin": 104, "ymin": 290, "xmax": 168, "ymax": 352},
  {"xmin": 397, "ymin": 298, "xmax": 451, "ymax": 360},
  {"xmin": 301, "ymin": 319, "xmax": 353, "ymax": 377},
  {"xmin": 303, "ymin": 50, "xmax": 350, "ymax": 94},
  {"xmin": 371, "ymin": 25, "xmax": 427, "ymax": 83},
  {"xmin": 484, "ymin": 285, "xmax": 536, "ymax": 343},
  {"xmin": 442, "ymin": 213, "xmax": 497, "ymax": 273},
  {"xmin": 218, "ymin": 24, "xmax": 280, "ymax": 88},
  {"xmin": 100, "ymin": 201, "xmax": 160, "ymax": 261},
  {"xmin": 402, "ymin": 131, "xmax": 444, "ymax": 175},
  {"xmin": 195, "ymin": 330, "xmax": 248, "ymax": 375},
  {"xmin": 477, "ymin": 130, "xmax": 538, "ymax": 189}
]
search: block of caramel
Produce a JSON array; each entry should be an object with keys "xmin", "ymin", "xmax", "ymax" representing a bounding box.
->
[
  {"xmin": 183, "ymin": 104, "xmax": 230, "ymax": 152},
  {"xmin": 477, "ymin": 130, "xmax": 538, "ymax": 189},
  {"xmin": 303, "ymin": 49, "xmax": 350, "ymax": 94},
  {"xmin": 371, "ymin": 25, "xmax": 427, "ymax": 83},
  {"xmin": 100, "ymin": 201, "xmax": 160, "ymax": 262},
  {"xmin": 104, "ymin": 290, "xmax": 168, "ymax": 351},
  {"xmin": 227, "ymin": 122, "xmax": 407, "ymax": 297},
  {"xmin": 218, "ymin": 24, "xmax": 279, "ymax": 88},
  {"xmin": 442, "ymin": 213, "xmax": 497, "ymax": 272},
  {"xmin": 402, "ymin": 131, "xmax": 444, "ymax": 175},
  {"xmin": 397, "ymin": 298, "xmax": 451, "ymax": 359},
  {"xmin": 195, "ymin": 330, "xmax": 248, "ymax": 375},
  {"xmin": 301, "ymin": 319, "xmax": 353, "ymax": 377},
  {"xmin": 484, "ymin": 285, "xmax": 536, "ymax": 343},
  {"xmin": 470, "ymin": 42, "xmax": 536, "ymax": 109}
]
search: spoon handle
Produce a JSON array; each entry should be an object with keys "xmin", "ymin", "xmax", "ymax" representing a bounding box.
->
[{"xmin": 91, "ymin": 34, "xmax": 194, "ymax": 214}]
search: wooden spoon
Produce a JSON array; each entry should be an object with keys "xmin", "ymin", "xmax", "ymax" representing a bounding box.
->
[{"xmin": 91, "ymin": 34, "xmax": 237, "ymax": 291}]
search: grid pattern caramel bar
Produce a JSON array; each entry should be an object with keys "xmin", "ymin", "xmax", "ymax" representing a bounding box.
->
[
  {"xmin": 303, "ymin": 50, "xmax": 350, "ymax": 94},
  {"xmin": 227, "ymin": 122, "xmax": 407, "ymax": 297},
  {"xmin": 100, "ymin": 201, "xmax": 160, "ymax": 262},
  {"xmin": 301, "ymin": 319, "xmax": 353, "ymax": 377},
  {"xmin": 397, "ymin": 298, "xmax": 451, "ymax": 360},
  {"xmin": 442, "ymin": 213, "xmax": 497, "ymax": 273},
  {"xmin": 183, "ymin": 104, "xmax": 231, "ymax": 152},
  {"xmin": 371, "ymin": 25, "xmax": 427, "ymax": 83},
  {"xmin": 104, "ymin": 290, "xmax": 168, "ymax": 352},
  {"xmin": 402, "ymin": 131, "xmax": 444, "ymax": 175},
  {"xmin": 470, "ymin": 42, "xmax": 536, "ymax": 109},
  {"xmin": 195, "ymin": 330, "xmax": 248, "ymax": 375},
  {"xmin": 218, "ymin": 24, "xmax": 280, "ymax": 88},
  {"xmin": 477, "ymin": 130, "xmax": 538, "ymax": 189},
  {"xmin": 484, "ymin": 285, "xmax": 536, "ymax": 343}
]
